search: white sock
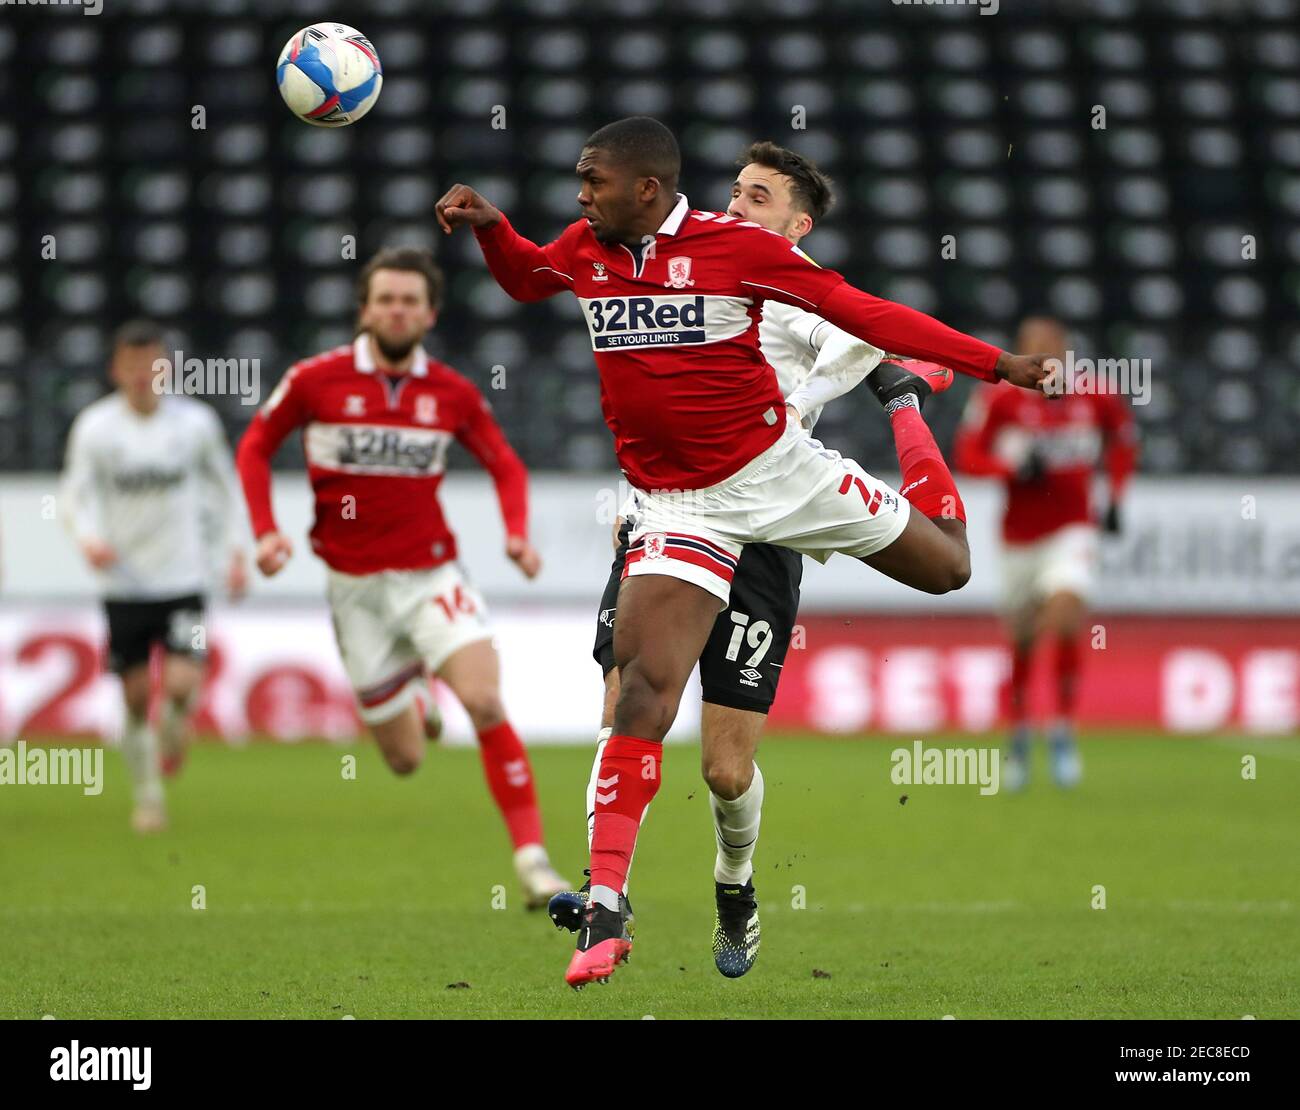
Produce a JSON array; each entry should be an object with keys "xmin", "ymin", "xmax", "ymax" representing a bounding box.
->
[
  {"xmin": 121, "ymin": 712, "xmax": 163, "ymax": 807},
  {"xmin": 585, "ymin": 727, "xmax": 611, "ymax": 851},
  {"xmin": 159, "ymin": 693, "xmax": 194, "ymax": 757},
  {"xmin": 711, "ymin": 763, "xmax": 764, "ymax": 885}
]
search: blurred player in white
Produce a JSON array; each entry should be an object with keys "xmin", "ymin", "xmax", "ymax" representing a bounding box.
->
[
  {"xmin": 955, "ymin": 317, "xmax": 1138, "ymax": 789},
  {"xmin": 61, "ymin": 320, "xmax": 248, "ymax": 833},
  {"xmin": 236, "ymin": 247, "xmax": 570, "ymax": 908}
]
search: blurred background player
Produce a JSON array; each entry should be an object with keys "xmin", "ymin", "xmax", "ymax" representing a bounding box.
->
[
  {"xmin": 60, "ymin": 320, "xmax": 248, "ymax": 833},
  {"xmin": 557, "ymin": 140, "xmax": 963, "ymax": 979},
  {"xmin": 955, "ymin": 316, "xmax": 1138, "ymax": 790},
  {"xmin": 235, "ymin": 247, "xmax": 570, "ymax": 908}
]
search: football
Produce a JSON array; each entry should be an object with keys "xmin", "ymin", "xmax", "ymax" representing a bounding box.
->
[{"xmin": 276, "ymin": 22, "xmax": 382, "ymax": 127}]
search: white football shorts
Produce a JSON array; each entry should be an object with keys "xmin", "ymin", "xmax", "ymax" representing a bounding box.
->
[
  {"xmin": 622, "ymin": 420, "xmax": 910, "ymax": 607},
  {"xmin": 1000, "ymin": 523, "xmax": 1099, "ymax": 616},
  {"xmin": 326, "ymin": 562, "xmax": 493, "ymax": 724}
]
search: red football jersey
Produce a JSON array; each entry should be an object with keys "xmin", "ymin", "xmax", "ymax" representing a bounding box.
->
[
  {"xmin": 473, "ymin": 195, "xmax": 1001, "ymax": 491},
  {"xmin": 954, "ymin": 382, "xmax": 1138, "ymax": 543},
  {"xmin": 237, "ymin": 335, "xmax": 527, "ymax": 576}
]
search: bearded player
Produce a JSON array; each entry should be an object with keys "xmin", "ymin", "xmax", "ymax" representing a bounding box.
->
[
  {"xmin": 955, "ymin": 316, "xmax": 1137, "ymax": 791},
  {"xmin": 548, "ymin": 141, "xmax": 961, "ymax": 980},
  {"xmin": 436, "ymin": 116, "xmax": 1049, "ymax": 987},
  {"xmin": 235, "ymin": 247, "xmax": 570, "ymax": 908}
]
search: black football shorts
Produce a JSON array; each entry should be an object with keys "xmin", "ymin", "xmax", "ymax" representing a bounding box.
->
[
  {"xmin": 593, "ymin": 521, "xmax": 802, "ymax": 714},
  {"xmin": 103, "ymin": 594, "xmax": 207, "ymax": 673}
]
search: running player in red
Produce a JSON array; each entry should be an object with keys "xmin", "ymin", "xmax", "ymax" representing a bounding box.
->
[
  {"xmin": 436, "ymin": 116, "xmax": 1050, "ymax": 987},
  {"xmin": 955, "ymin": 316, "xmax": 1138, "ymax": 791},
  {"xmin": 235, "ymin": 247, "xmax": 570, "ymax": 908}
]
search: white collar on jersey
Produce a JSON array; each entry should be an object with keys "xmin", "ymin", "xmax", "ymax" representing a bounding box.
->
[
  {"xmin": 353, "ymin": 333, "xmax": 429, "ymax": 377},
  {"xmin": 655, "ymin": 193, "xmax": 690, "ymax": 237}
]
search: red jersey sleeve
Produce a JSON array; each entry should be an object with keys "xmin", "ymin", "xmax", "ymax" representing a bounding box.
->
[
  {"xmin": 236, "ymin": 363, "xmax": 312, "ymax": 538},
  {"xmin": 953, "ymin": 384, "xmax": 1015, "ymax": 478},
  {"xmin": 453, "ymin": 378, "xmax": 529, "ymax": 540},
  {"xmin": 472, "ymin": 214, "xmax": 583, "ymax": 302},
  {"xmin": 1096, "ymin": 392, "xmax": 1139, "ymax": 499},
  {"xmin": 732, "ymin": 226, "xmax": 1001, "ymax": 380}
]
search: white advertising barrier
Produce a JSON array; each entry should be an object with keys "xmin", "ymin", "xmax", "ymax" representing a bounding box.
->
[
  {"xmin": 0, "ymin": 606, "xmax": 700, "ymax": 746},
  {"xmin": 1, "ymin": 474, "xmax": 1298, "ymax": 611},
  {"xmin": 2, "ymin": 607, "xmax": 1297, "ymax": 739}
]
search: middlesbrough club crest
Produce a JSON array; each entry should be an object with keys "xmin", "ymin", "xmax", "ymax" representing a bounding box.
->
[
  {"xmin": 663, "ymin": 256, "xmax": 695, "ymax": 289},
  {"xmin": 643, "ymin": 532, "xmax": 667, "ymax": 559},
  {"xmin": 415, "ymin": 394, "xmax": 437, "ymax": 424}
]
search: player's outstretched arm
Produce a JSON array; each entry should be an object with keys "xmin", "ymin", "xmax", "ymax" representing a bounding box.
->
[
  {"xmin": 817, "ymin": 283, "xmax": 1050, "ymax": 392},
  {"xmin": 437, "ymin": 183, "xmax": 576, "ymax": 303},
  {"xmin": 736, "ymin": 226, "xmax": 1049, "ymax": 391}
]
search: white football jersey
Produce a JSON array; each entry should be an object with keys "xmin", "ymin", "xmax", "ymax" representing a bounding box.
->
[
  {"xmin": 759, "ymin": 300, "xmax": 885, "ymax": 430},
  {"xmin": 60, "ymin": 394, "xmax": 243, "ymax": 600}
]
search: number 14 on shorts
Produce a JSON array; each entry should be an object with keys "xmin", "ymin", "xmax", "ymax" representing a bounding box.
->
[{"xmin": 433, "ymin": 583, "xmax": 478, "ymax": 621}]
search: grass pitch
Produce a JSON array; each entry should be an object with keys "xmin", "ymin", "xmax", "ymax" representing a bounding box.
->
[{"xmin": 2, "ymin": 733, "xmax": 1296, "ymax": 1019}]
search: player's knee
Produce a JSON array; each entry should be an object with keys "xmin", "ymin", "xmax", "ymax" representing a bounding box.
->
[
  {"xmin": 948, "ymin": 552, "xmax": 972, "ymax": 591},
  {"xmin": 701, "ymin": 756, "xmax": 749, "ymax": 801},
  {"xmin": 459, "ymin": 690, "xmax": 506, "ymax": 732},
  {"xmin": 615, "ymin": 665, "xmax": 675, "ymax": 739},
  {"xmin": 925, "ymin": 547, "xmax": 971, "ymax": 594},
  {"xmin": 383, "ymin": 747, "xmax": 423, "ymax": 776},
  {"xmin": 122, "ymin": 688, "xmax": 151, "ymax": 720}
]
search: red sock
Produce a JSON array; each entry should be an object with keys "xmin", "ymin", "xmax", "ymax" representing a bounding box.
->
[
  {"xmin": 1007, "ymin": 642, "xmax": 1033, "ymax": 724},
  {"xmin": 476, "ymin": 721, "xmax": 542, "ymax": 850},
  {"xmin": 590, "ymin": 734, "xmax": 662, "ymax": 898},
  {"xmin": 1055, "ymin": 636, "xmax": 1081, "ymax": 718},
  {"xmin": 889, "ymin": 403, "xmax": 966, "ymax": 524}
]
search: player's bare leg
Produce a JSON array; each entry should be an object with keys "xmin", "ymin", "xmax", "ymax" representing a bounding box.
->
[
  {"xmin": 119, "ymin": 664, "xmax": 165, "ymax": 833},
  {"xmin": 437, "ymin": 639, "xmax": 569, "ymax": 908},
  {"xmin": 1038, "ymin": 589, "xmax": 1087, "ymax": 787},
  {"xmin": 567, "ymin": 573, "xmax": 717, "ymax": 988},
  {"xmin": 159, "ymin": 654, "xmax": 202, "ymax": 778},
  {"xmin": 700, "ymin": 702, "xmax": 765, "ymax": 977},
  {"xmin": 860, "ymin": 510, "xmax": 971, "ymax": 594},
  {"xmin": 370, "ymin": 705, "xmax": 426, "ymax": 776}
]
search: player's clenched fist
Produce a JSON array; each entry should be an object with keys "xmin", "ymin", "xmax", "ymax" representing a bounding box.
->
[
  {"xmin": 505, "ymin": 534, "xmax": 541, "ymax": 580},
  {"xmin": 255, "ymin": 531, "xmax": 293, "ymax": 577},
  {"xmin": 995, "ymin": 351, "xmax": 1054, "ymax": 394},
  {"xmin": 435, "ymin": 184, "xmax": 503, "ymax": 234}
]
